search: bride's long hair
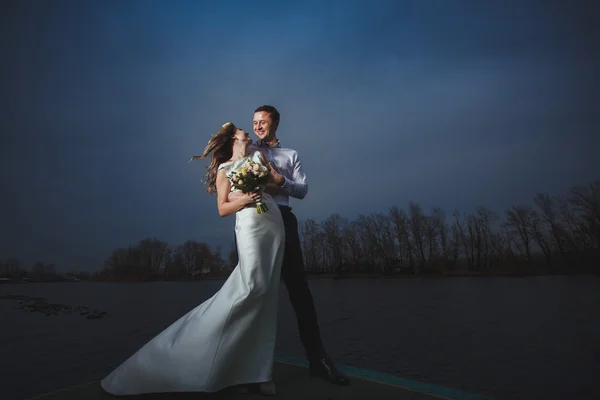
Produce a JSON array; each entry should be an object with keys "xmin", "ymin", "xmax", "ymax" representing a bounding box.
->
[{"xmin": 189, "ymin": 122, "xmax": 237, "ymax": 194}]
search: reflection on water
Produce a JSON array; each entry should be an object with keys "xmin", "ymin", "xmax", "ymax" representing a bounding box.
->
[
  {"xmin": 1, "ymin": 294, "xmax": 109, "ymax": 319},
  {"xmin": 1, "ymin": 277, "xmax": 599, "ymax": 400}
]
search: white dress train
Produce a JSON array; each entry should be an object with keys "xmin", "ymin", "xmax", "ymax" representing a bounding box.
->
[{"xmin": 101, "ymin": 151, "xmax": 285, "ymax": 395}]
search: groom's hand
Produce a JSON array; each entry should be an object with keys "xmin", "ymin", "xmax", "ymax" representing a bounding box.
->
[{"xmin": 268, "ymin": 163, "xmax": 285, "ymax": 186}]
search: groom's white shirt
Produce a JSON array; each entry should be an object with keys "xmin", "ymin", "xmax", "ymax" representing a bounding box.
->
[{"xmin": 249, "ymin": 141, "xmax": 308, "ymax": 207}]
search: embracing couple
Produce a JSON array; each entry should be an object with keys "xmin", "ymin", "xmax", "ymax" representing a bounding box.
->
[{"xmin": 100, "ymin": 105, "xmax": 350, "ymax": 396}]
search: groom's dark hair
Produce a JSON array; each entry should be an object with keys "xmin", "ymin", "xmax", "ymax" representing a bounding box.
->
[{"xmin": 255, "ymin": 105, "xmax": 280, "ymax": 122}]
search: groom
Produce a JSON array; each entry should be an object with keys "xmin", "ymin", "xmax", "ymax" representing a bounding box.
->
[{"xmin": 240, "ymin": 105, "xmax": 350, "ymax": 386}]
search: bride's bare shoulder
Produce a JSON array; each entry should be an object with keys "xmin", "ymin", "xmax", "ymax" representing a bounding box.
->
[
  {"xmin": 254, "ymin": 150, "xmax": 267, "ymax": 164},
  {"xmin": 218, "ymin": 160, "xmax": 234, "ymax": 170}
]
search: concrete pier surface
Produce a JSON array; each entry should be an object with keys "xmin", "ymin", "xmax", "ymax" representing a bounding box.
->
[{"xmin": 27, "ymin": 356, "xmax": 491, "ymax": 400}]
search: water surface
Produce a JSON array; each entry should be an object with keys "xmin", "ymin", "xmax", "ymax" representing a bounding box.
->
[{"xmin": 1, "ymin": 276, "xmax": 599, "ymax": 399}]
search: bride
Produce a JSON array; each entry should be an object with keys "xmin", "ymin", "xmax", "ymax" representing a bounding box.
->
[{"xmin": 100, "ymin": 122, "xmax": 285, "ymax": 396}]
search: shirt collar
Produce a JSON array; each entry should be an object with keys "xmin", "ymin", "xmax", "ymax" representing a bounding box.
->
[{"xmin": 256, "ymin": 139, "xmax": 281, "ymax": 148}]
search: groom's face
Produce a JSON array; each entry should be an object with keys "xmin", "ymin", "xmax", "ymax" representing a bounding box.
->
[{"xmin": 253, "ymin": 111, "xmax": 278, "ymax": 141}]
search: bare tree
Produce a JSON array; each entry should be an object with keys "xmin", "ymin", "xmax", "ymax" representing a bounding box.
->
[
  {"xmin": 177, "ymin": 240, "xmax": 214, "ymax": 279},
  {"xmin": 165, "ymin": 247, "xmax": 187, "ymax": 280},
  {"xmin": 424, "ymin": 216, "xmax": 438, "ymax": 262},
  {"xmin": 534, "ymin": 193, "xmax": 568, "ymax": 268},
  {"xmin": 505, "ymin": 206, "xmax": 536, "ymax": 266},
  {"xmin": 558, "ymin": 196, "xmax": 586, "ymax": 252},
  {"xmin": 568, "ymin": 181, "xmax": 600, "ymax": 248},
  {"xmin": 389, "ymin": 206, "xmax": 414, "ymax": 272},
  {"xmin": 137, "ymin": 237, "xmax": 169, "ymax": 279},
  {"xmin": 354, "ymin": 215, "xmax": 382, "ymax": 273},
  {"xmin": 449, "ymin": 219, "xmax": 461, "ymax": 268},
  {"xmin": 432, "ymin": 207, "xmax": 450, "ymax": 263},
  {"xmin": 103, "ymin": 247, "xmax": 142, "ymax": 279},
  {"xmin": 373, "ymin": 212, "xmax": 396, "ymax": 274},
  {"xmin": 465, "ymin": 213, "xmax": 478, "ymax": 269},
  {"xmin": 299, "ymin": 219, "xmax": 321, "ymax": 272},
  {"xmin": 342, "ymin": 220, "xmax": 363, "ymax": 272},
  {"xmin": 194, "ymin": 242, "xmax": 214, "ymax": 278},
  {"xmin": 321, "ymin": 214, "xmax": 346, "ymax": 276},
  {"xmin": 475, "ymin": 206, "xmax": 497, "ymax": 271},
  {"xmin": 212, "ymin": 244, "xmax": 225, "ymax": 276},
  {"xmin": 530, "ymin": 211, "xmax": 553, "ymax": 270},
  {"xmin": 180, "ymin": 240, "xmax": 199, "ymax": 277},
  {"xmin": 452, "ymin": 210, "xmax": 471, "ymax": 269},
  {"xmin": 489, "ymin": 231, "xmax": 508, "ymax": 266},
  {"xmin": 408, "ymin": 202, "xmax": 427, "ymax": 272}
]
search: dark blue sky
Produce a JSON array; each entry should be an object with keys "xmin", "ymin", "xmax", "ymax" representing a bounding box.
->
[{"xmin": 1, "ymin": 0, "xmax": 598, "ymax": 271}]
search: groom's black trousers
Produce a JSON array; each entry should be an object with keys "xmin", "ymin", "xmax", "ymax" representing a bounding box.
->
[
  {"xmin": 278, "ymin": 205, "xmax": 326, "ymax": 360},
  {"xmin": 233, "ymin": 205, "xmax": 326, "ymax": 360}
]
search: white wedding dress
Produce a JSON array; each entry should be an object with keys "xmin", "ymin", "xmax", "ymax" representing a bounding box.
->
[{"xmin": 101, "ymin": 151, "xmax": 285, "ymax": 395}]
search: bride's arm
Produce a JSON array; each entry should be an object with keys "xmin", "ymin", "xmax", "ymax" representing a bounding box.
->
[
  {"xmin": 257, "ymin": 151, "xmax": 268, "ymax": 166},
  {"xmin": 216, "ymin": 170, "xmax": 260, "ymax": 217},
  {"xmin": 257, "ymin": 151, "xmax": 286, "ymax": 195},
  {"xmin": 228, "ymin": 153, "xmax": 281, "ymax": 199}
]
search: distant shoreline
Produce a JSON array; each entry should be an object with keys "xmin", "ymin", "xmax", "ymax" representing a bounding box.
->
[
  {"xmin": 302, "ymin": 271, "xmax": 596, "ymax": 279},
  {"xmin": 4, "ymin": 271, "xmax": 595, "ymax": 284}
]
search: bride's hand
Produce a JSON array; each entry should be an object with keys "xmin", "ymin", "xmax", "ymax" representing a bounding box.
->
[
  {"xmin": 267, "ymin": 163, "xmax": 285, "ymax": 186},
  {"xmin": 241, "ymin": 191, "xmax": 262, "ymax": 205}
]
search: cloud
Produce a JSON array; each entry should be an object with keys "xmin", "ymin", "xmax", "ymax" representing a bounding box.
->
[{"xmin": 1, "ymin": 0, "xmax": 597, "ymax": 270}]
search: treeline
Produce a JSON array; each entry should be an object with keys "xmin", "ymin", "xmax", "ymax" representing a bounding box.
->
[
  {"xmin": 95, "ymin": 179, "xmax": 599, "ymax": 281},
  {"xmin": 0, "ymin": 260, "xmax": 90, "ymax": 281},
  {"xmin": 299, "ymin": 180, "xmax": 600, "ymax": 276},
  {"xmin": 95, "ymin": 239, "xmax": 236, "ymax": 281},
  {"xmin": 4, "ymin": 180, "xmax": 597, "ymax": 282}
]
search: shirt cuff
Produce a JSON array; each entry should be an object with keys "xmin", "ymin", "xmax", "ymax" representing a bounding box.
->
[{"xmin": 280, "ymin": 176, "xmax": 290, "ymax": 189}]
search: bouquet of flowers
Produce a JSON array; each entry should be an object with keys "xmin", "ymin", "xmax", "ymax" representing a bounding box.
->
[{"xmin": 229, "ymin": 160, "xmax": 271, "ymax": 214}]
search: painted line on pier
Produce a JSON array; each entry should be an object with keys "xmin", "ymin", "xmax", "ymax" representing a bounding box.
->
[{"xmin": 275, "ymin": 355, "xmax": 492, "ymax": 400}]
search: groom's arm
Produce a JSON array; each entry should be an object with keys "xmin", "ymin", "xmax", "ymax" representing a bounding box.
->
[{"xmin": 277, "ymin": 151, "xmax": 308, "ymax": 200}]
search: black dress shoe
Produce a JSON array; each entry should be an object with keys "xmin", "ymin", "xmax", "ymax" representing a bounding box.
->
[{"xmin": 308, "ymin": 357, "xmax": 351, "ymax": 386}]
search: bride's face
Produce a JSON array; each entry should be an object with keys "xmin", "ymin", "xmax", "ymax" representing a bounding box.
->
[{"xmin": 233, "ymin": 129, "xmax": 252, "ymax": 149}]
